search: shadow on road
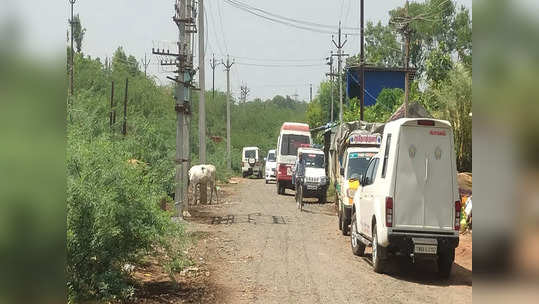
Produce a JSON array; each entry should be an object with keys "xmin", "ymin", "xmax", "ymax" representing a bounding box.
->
[{"xmin": 357, "ymin": 254, "xmax": 472, "ymax": 287}]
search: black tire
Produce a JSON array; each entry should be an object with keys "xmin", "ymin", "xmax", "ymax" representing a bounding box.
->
[
  {"xmin": 318, "ymin": 193, "xmax": 326, "ymax": 204},
  {"xmin": 438, "ymin": 248, "xmax": 455, "ymax": 279},
  {"xmin": 341, "ymin": 211, "xmax": 350, "ymax": 236},
  {"xmin": 277, "ymin": 182, "xmax": 285, "ymax": 195},
  {"xmin": 372, "ymin": 225, "xmax": 384, "ymax": 273},
  {"xmin": 351, "ymin": 212, "xmax": 366, "ymax": 256},
  {"xmin": 265, "ymin": 179, "xmax": 268, "ymax": 184}
]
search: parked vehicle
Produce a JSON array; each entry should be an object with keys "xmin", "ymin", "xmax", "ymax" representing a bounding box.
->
[
  {"xmin": 275, "ymin": 122, "xmax": 311, "ymax": 194},
  {"xmin": 334, "ymin": 132, "xmax": 381, "ymax": 235},
  {"xmin": 264, "ymin": 149, "xmax": 277, "ymax": 184},
  {"xmin": 350, "ymin": 118, "xmax": 460, "ymax": 278},
  {"xmin": 242, "ymin": 147, "xmax": 263, "ymax": 178},
  {"xmin": 293, "ymin": 147, "xmax": 328, "ymax": 210}
]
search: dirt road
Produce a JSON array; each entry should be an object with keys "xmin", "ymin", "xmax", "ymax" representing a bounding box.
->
[{"xmin": 188, "ymin": 178, "xmax": 472, "ymax": 304}]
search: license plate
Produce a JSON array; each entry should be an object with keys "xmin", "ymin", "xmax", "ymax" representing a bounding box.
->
[
  {"xmin": 307, "ymin": 184, "xmax": 318, "ymax": 190},
  {"xmin": 287, "ymin": 167, "xmax": 292, "ymax": 175},
  {"xmin": 414, "ymin": 245, "xmax": 437, "ymax": 255}
]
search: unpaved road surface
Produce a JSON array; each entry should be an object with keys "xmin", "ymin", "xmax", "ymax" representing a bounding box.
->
[{"xmin": 188, "ymin": 178, "xmax": 472, "ymax": 304}]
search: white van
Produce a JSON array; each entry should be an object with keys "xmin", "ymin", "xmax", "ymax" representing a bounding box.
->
[
  {"xmin": 242, "ymin": 147, "xmax": 263, "ymax": 178},
  {"xmin": 350, "ymin": 118, "xmax": 460, "ymax": 278},
  {"xmin": 264, "ymin": 149, "xmax": 277, "ymax": 184},
  {"xmin": 276, "ymin": 122, "xmax": 311, "ymax": 194}
]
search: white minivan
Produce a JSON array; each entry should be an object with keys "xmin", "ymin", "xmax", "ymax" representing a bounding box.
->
[
  {"xmin": 350, "ymin": 118, "xmax": 460, "ymax": 278},
  {"xmin": 242, "ymin": 147, "xmax": 263, "ymax": 178},
  {"xmin": 264, "ymin": 149, "xmax": 277, "ymax": 184}
]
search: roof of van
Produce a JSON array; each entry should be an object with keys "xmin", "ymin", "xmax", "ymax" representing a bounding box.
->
[
  {"xmin": 281, "ymin": 122, "xmax": 310, "ymax": 132},
  {"xmin": 384, "ymin": 118, "xmax": 451, "ymax": 130},
  {"xmin": 242, "ymin": 146, "xmax": 259, "ymax": 150},
  {"xmin": 268, "ymin": 149, "xmax": 276, "ymax": 153}
]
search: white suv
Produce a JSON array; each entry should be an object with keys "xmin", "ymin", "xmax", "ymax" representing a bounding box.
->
[{"xmin": 350, "ymin": 119, "xmax": 460, "ymax": 278}]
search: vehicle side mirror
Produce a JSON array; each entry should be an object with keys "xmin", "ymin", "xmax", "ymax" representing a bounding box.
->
[
  {"xmin": 340, "ymin": 168, "xmax": 345, "ymax": 176},
  {"xmin": 264, "ymin": 157, "xmax": 267, "ymax": 162}
]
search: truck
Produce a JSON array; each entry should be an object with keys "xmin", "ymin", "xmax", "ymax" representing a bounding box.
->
[
  {"xmin": 350, "ymin": 118, "xmax": 460, "ymax": 278},
  {"xmin": 275, "ymin": 122, "xmax": 311, "ymax": 194},
  {"xmin": 334, "ymin": 131, "xmax": 381, "ymax": 235}
]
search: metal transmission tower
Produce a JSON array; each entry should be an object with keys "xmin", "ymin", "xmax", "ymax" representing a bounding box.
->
[
  {"xmin": 222, "ymin": 55, "xmax": 235, "ymax": 170},
  {"xmin": 331, "ymin": 22, "xmax": 348, "ymax": 122},
  {"xmin": 141, "ymin": 53, "xmax": 151, "ymax": 77},
  {"xmin": 210, "ymin": 53, "xmax": 221, "ymax": 100},
  {"xmin": 325, "ymin": 51, "xmax": 337, "ymax": 122},
  {"xmin": 240, "ymin": 84, "xmax": 250, "ymax": 103},
  {"xmin": 68, "ymin": 0, "xmax": 76, "ymax": 99},
  {"xmin": 153, "ymin": 0, "xmax": 197, "ymax": 219}
]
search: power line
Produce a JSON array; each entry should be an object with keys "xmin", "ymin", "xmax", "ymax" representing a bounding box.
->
[
  {"xmin": 235, "ymin": 62, "xmax": 323, "ymax": 68},
  {"xmin": 216, "ymin": 0, "xmax": 229, "ymax": 53}
]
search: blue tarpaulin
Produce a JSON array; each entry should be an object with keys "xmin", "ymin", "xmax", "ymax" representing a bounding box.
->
[{"xmin": 346, "ymin": 67, "xmax": 410, "ymax": 107}]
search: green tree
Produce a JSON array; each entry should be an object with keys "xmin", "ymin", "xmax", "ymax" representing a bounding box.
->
[
  {"xmin": 425, "ymin": 42, "xmax": 453, "ymax": 85},
  {"xmin": 348, "ymin": 21, "xmax": 403, "ymax": 67},
  {"xmin": 69, "ymin": 14, "xmax": 86, "ymax": 53}
]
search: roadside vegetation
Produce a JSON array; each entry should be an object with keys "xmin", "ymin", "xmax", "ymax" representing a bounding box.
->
[{"xmin": 67, "ymin": 35, "xmax": 307, "ymax": 301}]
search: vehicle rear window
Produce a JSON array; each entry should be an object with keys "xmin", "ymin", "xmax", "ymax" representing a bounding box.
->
[
  {"xmin": 280, "ymin": 134, "xmax": 310, "ymax": 156},
  {"xmin": 267, "ymin": 153, "xmax": 276, "ymax": 162},
  {"xmin": 244, "ymin": 150, "xmax": 256, "ymax": 159}
]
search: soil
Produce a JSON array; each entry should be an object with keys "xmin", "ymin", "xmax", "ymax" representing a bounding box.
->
[{"xmin": 135, "ymin": 177, "xmax": 472, "ymax": 303}]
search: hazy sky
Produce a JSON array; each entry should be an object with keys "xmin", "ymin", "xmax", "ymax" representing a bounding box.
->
[{"xmin": 6, "ymin": 0, "xmax": 471, "ymax": 101}]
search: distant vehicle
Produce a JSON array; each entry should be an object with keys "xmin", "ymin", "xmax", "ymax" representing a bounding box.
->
[
  {"xmin": 242, "ymin": 147, "xmax": 263, "ymax": 178},
  {"xmin": 351, "ymin": 118, "xmax": 460, "ymax": 278},
  {"xmin": 275, "ymin": 122, "xmax": 311, "ymax": 194},
  {"xmin": 264, "ymin": 149, "xmax": 277, "ymax": 184},
  {"xmin": 336, "ymin": 132, "xmax": 381, "ymax": 235},
  {"xmin": 293, "ymin": 147, "xmax": 328, "ymax": 210}
]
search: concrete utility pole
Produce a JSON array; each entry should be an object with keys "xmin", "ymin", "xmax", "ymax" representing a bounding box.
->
[
  {"xmin": 222, "ymin": 55, "xmax": 235, "ymax": 170},
  {"xmin": 69, "ymin": 0, "xmax": 76, "ymax": 99},
  {"xmin": 109, "ymin": 80, "xmax": 115, "ymax": 129},
  {"xmin": 141, "ymin": 53, "xmax": 151, "ymax": 77},
  {"xmin": 332, "ymin": 22, "xmax": 348, "ymax": 122},
  {"xmin": 210, "ymin": 53, "xmax": 220, "ymax": 100},
  {"xmin": 326, "ymin": 52, "xmax": 337, "ymax": 123},
  {"xmin": 360, "ymin": 0, "xmax": 365, "ymax": 121},
  {"xmin": 122, "ymin": 78, "xmax": 128, "ymax": 136},
  {"xmin": 403, "ymin": 0, "xmax": 410, "ymax": 118},
  {"xmin": 309, "ymin": 84, "xmax": 313, "ymax": 103},
  {"xmin": 198, "ymin": 0, "xmax": 208, "ymax": 204},
  {"xmin": 153, "ymin": 0, "xmax": 197, "ymax": 218}
]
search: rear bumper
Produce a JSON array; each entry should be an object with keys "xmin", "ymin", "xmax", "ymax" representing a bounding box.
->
[
  {"xmin": 387, "ymin": 233, "xmax": 459, "ymax": 257},
  {"xmin": 302, "ymin": 184, "xmax": 328, "ymax": 198}
]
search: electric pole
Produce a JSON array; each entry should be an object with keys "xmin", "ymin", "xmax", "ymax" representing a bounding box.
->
[
  {"xmin": 326, "ymin": 52, "xmax": 336, "ymax": 123},
  {"xmin": 69, "ymin": 0, "xmax": 76, "ymax": 99},
  {"xmin": 210, "ymin": 53, "xmax": 220, "ymax": 100},
  {"xmin": 198, "ymin": 0, "xmax": 206, "ymax": 165},
  {"xmin": 141, "ymin": 53, "xmax": 151, "ymax": 77},
  {"xmin": 222, "ymin": 55, "xmax": 235, "ymax": 170},
  {"xmin": 332, "ymin": 22, "xmax": 348, "ymax": 123},
  {"xmin": 153, "ymin": 0, "xmax": 197, "ymax": 218},
  {"xmin": 360, "ymin": 0, "xmax": 365, "ymax": 121},
  {"xmin": 309, "ymin": 84, "xmax": 313, "ymax": 103}
]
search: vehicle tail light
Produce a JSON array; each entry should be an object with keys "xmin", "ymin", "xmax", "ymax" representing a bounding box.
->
[
  {"xmin": 454, "ymin": 200, "xmax": 461, "ymax": 231},
  {"xmin": 385, "ymin": 196, "xmax": 393, "ymax": 227},
  {"xmin": 278, "ymin": 164, "xmax": 288, "ymax": 176},
  {"xmin": 417, "ymin": 119, "xmax": 435, "ymax": 126}
]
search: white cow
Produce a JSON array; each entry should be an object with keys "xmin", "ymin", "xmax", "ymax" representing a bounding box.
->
[{"xmin": 188, "ymin": 164, "xmax": 218, "ymax": 204}]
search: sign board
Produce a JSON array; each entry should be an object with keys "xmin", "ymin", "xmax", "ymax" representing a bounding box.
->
[{"xmin": 348, "ymin": 134, "xmax": 382, "ymax": 146}]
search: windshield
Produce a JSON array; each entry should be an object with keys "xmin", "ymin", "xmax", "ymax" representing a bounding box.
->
[
  {"xmin": 304, "ymin": 154, "xmax": 325, "ymax": 168},
  {"xmin": 244, "ymin": 150, "xmax": 257, "ymax": 159},
  {"xmin": 346, "ymin": 152, "xmax": 376, "ymax": 180},
  {"xmin": 280, "ymin": 134, "xmax": 310, "ymax": 156},
  {"xmin": 267, "ymin": 152, "xmax": 276, "ymax": 162}
]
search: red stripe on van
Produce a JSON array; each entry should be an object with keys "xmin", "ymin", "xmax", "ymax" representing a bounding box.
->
[{"xmin": 281, "ymin": 123, "xmax": 309, "ymax": 132}]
